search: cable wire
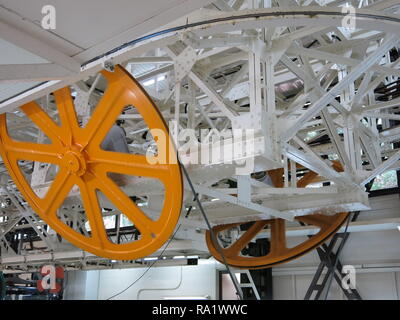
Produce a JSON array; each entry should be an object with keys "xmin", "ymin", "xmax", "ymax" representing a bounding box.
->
[
  {"xmin": 106, "ymin": 224, "xmax": 181, "ymax": 300},
  {"xmin": 179, "ymin": 162, "xmax": 244, "ymax": 300}
]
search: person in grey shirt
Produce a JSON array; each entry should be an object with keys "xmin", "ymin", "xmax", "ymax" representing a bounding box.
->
[
  {"xmin": 101, "ymin": 123, "xmax": 130, "ymax": 154},
  {"xmin": 101, "ymin": 122, "xmax": 131, "ymax": 186}
]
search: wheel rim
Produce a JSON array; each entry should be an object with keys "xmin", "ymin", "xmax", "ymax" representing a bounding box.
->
[
  {"xmin": 0, "ymin": 65, "xmax": 183, "ymax": 260},
  {"xmin": 205, "ymin": 165, "xmax": 349, "ymax": 269}
]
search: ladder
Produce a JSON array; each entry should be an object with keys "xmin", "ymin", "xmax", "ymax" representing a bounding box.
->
[{"xmin": 234, "ymin": 269, "xmax": 261, "ymax": 300}]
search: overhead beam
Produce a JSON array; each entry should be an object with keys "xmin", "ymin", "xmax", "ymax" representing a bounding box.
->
[
  {"xmin": 284, "ymin": 139, "xmax": 348, "ymax": 185},
  {"xmin": 361, "ymin": 97, "xmax": 400, "ymax": 112},
  {"xmin": 359, "ymin": 149, "xmax": 400, "ymax": 186},
  {"xmin": 189, "ymin": 70, "xmax": 239, "ymax": 119},
  {"xmin": 287, "ymin": 46, "xmax": 400, "ymax": 78},
  {"xmin": 191, "ymin": 184, "xmax": 294, "ymax": 221},
  {"xmin": 0, "ymin": 20, "xmax": 81, "ymax": 73},
  {"xmin": 262, "ymin": 218, "xmax": 400, "ymax": 238},
  {"xmin": 280, "ymin": 54, "xmax": 347, "ymax": 114},
  {"xmin": 0, "ymin": 63, "xmax": 73, "ymax": 82},
  {"xmin": 320, "ymin": 109, "xmax": 353, "ymax": 173},
  {"xmin": 367, "ymin": 0, "xmax": 400, "ymax": 10},
  {"xmin": 282, "ymin": 35, "xmax": 400, "ymax": 142},
  {"xmin": 127, "ymin": 57, "xmax": 173, "ymax": 64}
]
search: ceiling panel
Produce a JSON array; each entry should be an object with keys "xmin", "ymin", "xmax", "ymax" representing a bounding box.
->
[
  {"xmin": 0, "ymin": 38, "xmax": 48, "ymax": 65},
  {"xmin": 0, "ymin": 0, "xmax": 200, "ymax": 50}
]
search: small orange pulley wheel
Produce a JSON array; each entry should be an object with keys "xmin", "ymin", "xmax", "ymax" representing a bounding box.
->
[{"xmin": 0, "ymin": 65, "xmax": 183, "ymax": 260}]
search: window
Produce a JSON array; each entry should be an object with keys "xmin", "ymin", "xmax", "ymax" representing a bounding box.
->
[
  {"xmin": 103, "ymin": 215, "xmax": 116, "ymax": 229},
  {"xmin": 370, "ymin": 170, "xmax": 398, "ymax": 191},
  {"xmin": 120, "ymin": 215, "xmax": 133, "ymax": 227},
  {"xmin": 85, "ymin": 214, "xmax": 116, "ymax": 231}
]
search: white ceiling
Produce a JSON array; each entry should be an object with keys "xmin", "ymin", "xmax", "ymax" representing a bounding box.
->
[{"xmin": 0, "ymin": 0, "xmax": 199, "ymax": 51}]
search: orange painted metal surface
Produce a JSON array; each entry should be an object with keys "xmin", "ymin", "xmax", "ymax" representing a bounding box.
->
[{"xmin": 0, "ymin": 65, "xmax": 183, "ymax": 260}]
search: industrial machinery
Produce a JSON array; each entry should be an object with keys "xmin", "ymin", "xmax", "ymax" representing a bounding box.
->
[
  {"xmin": 0, "ymin": 65, "xmax": 350, "ymax": 269},
  {"xmin": 0, "ymin": 65, "xmax": 183, "ymax": 261},
  {"xmin": 0, "ymin": 0, "xmax": 400, "ymax": 276}
]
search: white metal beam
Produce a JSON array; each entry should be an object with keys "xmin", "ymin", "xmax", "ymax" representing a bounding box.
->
[
  {"xmin": 359, "ymin": 149, "xmax": 400, "ymax": 186},
  {"xmin": 191, "ymin": 184, "xmax": 295, "ymax": 221},
  {"xmin": 189, "ymin": 70, "xmax": 239, "ymax": 119},
  {"xmin": 0, "ymin": 63, "xmax": 73, "ymax": 82},
  {"xmin": 0, "ymin": 20, "xmax": 81, "ymax": 73},
  {"xmin": 282, "ymin": 35, "xmax": 400, "ymax": 142},
  {"xmin": 287, "ymin": 46, "xmax": 400, "ymax": 78}
]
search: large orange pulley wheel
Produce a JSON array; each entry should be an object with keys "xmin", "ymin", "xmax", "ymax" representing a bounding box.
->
[
  {"xmin": 0, "ymin": 65, "xmax": 183, "ymax": 260},
  {"xmin": 206, "ymin": 165, "xmax": 349, "ymax": 269}
]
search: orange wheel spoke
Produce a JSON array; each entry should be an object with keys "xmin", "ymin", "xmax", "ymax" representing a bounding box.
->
[
  {"xmin": 268, "ymin": 169, "xmax": 284, "ymax": 188},
  {"xmin": 89, "ymin": 151, "xmax": 170, "ymax": 180},
  {"xmin": 5, "ymin": 142, "xmax": 62, "ymax": 164},
  {"xmin": 83, "ymin": 86, "xmax": 126, "ymax": 148},
  {"xmin": 296, "ymin": 214, "xmax": 333, "ymax": 228},
  {"xmin": 41, "ymin": 169, "xmax": 73, "ymax": 213},
  {"xmin": 77, "ymin": 177, "xmax": 110, "ymax": 249},
  {"xmin": 297, "ymin": 171, "xmax": 318, "ymax": 188},
  {"xmin": 54, "ymin": 88, "xmax": 80, "ymax": 144},
  {"xmin": 269, "ymin": 219, "xmax": 286, "ymax": 254},
  {"xmin": 225, "ymin": 221, "xmax": 267, "ymax": 257},
  {"xmin": 20, "ymin": 102, "xmax": 63, "ymax": 146},
  {"xmin": 0, "ymin": 116, "xmax": 11, "ymax": 144},
  {"xmin": 93, "ymin": 174, "xmax": 155, "ymax": 237},
  {"xmin": 213, "ymin": 223, "xmax": 242, "ymax": 234}
]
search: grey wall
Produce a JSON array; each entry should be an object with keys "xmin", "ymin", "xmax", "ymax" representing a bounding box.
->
[
  {"xmin": 64, "ymin": 261, "xmax": 218, "ymax": 300},
  {"xmin": 271, "ymin": 194, "xmax": 400, "ymax": 300},
  {"xmin": 273, "ymin": 271, "xmax": 400, "ymax": 300}
]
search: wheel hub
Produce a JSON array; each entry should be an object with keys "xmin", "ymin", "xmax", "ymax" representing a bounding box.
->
[{"xmin": 63, "ymin": 148, "xmax": 87, "ymax": 176}]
